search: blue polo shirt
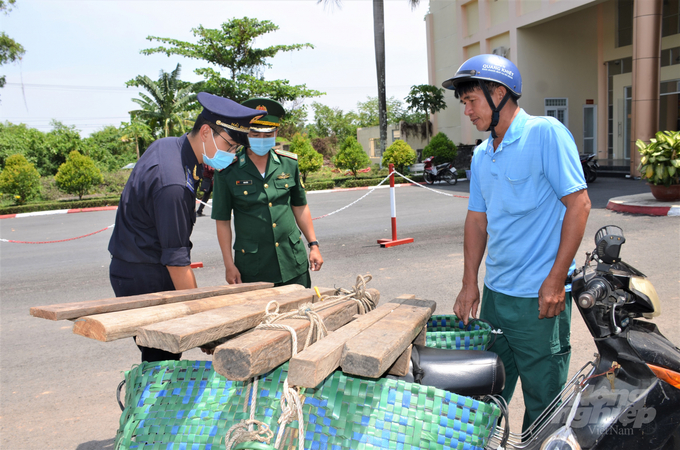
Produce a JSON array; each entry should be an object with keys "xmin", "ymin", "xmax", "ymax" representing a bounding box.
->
[{"xmin": 468, "ymin": 109, "xmax": 587, "ymax": 297}]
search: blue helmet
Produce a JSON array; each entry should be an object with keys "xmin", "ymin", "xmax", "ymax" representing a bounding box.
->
[
  {"xmin": 442, "ymin": 54, "xmax": 522, "ymax": 138},
  {"xmin": 442, "ymin": 54, "xmax": 522, "ymax": 97}
]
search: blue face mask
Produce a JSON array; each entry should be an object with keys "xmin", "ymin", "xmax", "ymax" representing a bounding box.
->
[
  {"xmin": 203, "ymin": 134, "xmax": 237, "ymax": 170},
  {"xmin": 248, "ymin": 136, "xmax": 276, "ymax": 156}
]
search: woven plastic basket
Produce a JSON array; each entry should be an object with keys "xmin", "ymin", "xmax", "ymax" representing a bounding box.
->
[
  {"xmin": 426, "ymin": 315, "xmax": 492, "ymax": 351},
  {"xmin": 115, "ymin": 360, "xmax": 500, "ymax": 450}
]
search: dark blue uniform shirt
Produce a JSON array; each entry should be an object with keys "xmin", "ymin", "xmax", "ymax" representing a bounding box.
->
[{"xmin": 108, "ymin": 135, "xmax": 201, "ymax": 267}]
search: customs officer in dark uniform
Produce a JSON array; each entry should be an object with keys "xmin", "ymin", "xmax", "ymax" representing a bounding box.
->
[
  {"xmin": 212, "ymin": 98, "xmax": 323, "ymax": 288},
  {"xmin": 108, "ymin": 92, "xmax": 262, "ymax": 362}
]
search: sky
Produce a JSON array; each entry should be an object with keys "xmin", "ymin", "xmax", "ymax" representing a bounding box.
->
[{"xmin": 0, "ymin": 0, "xmax": 430, "ymax": 136}]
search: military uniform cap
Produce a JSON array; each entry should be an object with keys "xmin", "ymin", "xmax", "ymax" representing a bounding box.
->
[
  {"xmin": 197, "ymin": 92, "xmax": 262, "ymax": 133},
  {"xmin": 242, "ymin": 98, "xmax": 286, "ymax": 132}
]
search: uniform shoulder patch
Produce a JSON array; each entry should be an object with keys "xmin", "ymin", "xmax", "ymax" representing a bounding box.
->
[{"xmin": 274, "ymin": 149, "xmax": 298, "ymax": 160}]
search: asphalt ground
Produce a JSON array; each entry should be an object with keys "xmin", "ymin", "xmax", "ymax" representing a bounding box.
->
[{"xmin": 1, "ymin": 177, "xmax": 678, "ymax": 449}]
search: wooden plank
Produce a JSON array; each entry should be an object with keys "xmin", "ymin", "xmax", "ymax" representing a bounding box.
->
[
  {"xmin": 340, "ymin": 299, "xmax": 436, "ymax": 378},
  {"xmin": 413, "ymin": 326, "xmax": 427, "ymax": 346},
  {"xmin": 386, "ymin": 344, "xmax": 412, "ymax": 377},
  {"xmin": 30, "ymin": 282, "xmax": 273, "ymax": 321},
  {"xmin": 71, "ymin": 285, "xmax": 304, "ymax": 342},
  {"xmin": 135, "ymin": 287, "xmax": 336, "ymax": 353},
  {"xmin": 213, "ymin": 295, "xmax": 366, "ymax": 381},
  {"xmin": 287, "ymin": 295, "xmax": 423, "ymax": 388}
]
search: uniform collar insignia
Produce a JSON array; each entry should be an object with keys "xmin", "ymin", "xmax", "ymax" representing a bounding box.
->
[
  {"xmin": 193, "ymin": 165, "xmax": 200, "ymax": 180},
  {"xmin": 185, "ymin": 167, "xmax": 196, "ymax": 194},
  {"xmin": 277, "ymin": 173, "xmax": 290, "ymax": 179},
  {"xmin": 271, "ymin": 152, "xmax": 280, "ymax": 164},
  {"xmin": 239, "ymin": 154, "xmax": 247, "ymax": 168}
]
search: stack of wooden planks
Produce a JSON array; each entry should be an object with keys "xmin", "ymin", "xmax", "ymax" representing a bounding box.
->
[{"xmin": 31, "ymin": 281, "xmax": 437, "ymax": 387}]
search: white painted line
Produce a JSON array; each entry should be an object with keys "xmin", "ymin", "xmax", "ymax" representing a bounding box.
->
[{"xmin": 16, "ymin": 209, "xmax": 69, "ymax": 218}]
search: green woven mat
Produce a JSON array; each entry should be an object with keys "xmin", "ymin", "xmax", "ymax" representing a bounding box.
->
[
  {"xmin": 425, "ymin": 315, "xmax": 492, "ymax": 351},
  {"xmin": 115, "ymin": 360, "xmax": 500, "ymax": 450}
]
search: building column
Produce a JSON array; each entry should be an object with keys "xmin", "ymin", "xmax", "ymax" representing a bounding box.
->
[
  {"xmin": 425, "ymin": 13, "xmax": 439, "ymax": 137},
  {"xmin": 630, "ymin": 0, "xmax": 662, "ymax": 176},
  {"xmin": 597, "ymin": 4, "xmax": 608, "ymax": 163}
]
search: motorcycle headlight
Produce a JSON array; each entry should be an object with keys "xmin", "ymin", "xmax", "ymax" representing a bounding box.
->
[
  {"xmin": 539, "ymin": 426, "xmax": 581, "ymax": 450},
  {"xmin": 630, "ymin": 276, "xmax": 661, "ymax": 318}
]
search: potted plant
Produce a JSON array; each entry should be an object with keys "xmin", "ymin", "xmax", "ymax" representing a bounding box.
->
[{"xmin": 636, "ymin": 130, "xmax": 680, "ymax": 201}]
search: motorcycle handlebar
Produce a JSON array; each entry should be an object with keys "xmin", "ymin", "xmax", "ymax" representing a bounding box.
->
[{"xmin": 578, "ymin": 278, "xmax": 609, "ymax": 309}]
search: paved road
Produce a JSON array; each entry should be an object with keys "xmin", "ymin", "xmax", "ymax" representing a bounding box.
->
[{"xmin": 1, "ymin": 177, "xmax": 678, "ymax": 449}]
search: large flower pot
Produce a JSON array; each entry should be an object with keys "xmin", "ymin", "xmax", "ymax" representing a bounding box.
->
[{"xmin": 648, "ymin": 183, "xmax": 680, "ymax": 201}]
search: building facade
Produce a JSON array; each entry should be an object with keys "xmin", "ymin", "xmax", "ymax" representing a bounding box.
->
[{"xmin": 426, "ymin": 0, "xmax": 680, "ymax": 174}]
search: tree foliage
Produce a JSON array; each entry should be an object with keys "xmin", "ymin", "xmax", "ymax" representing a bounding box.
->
[
  {"xmin": 356, "ymin": 96, "xmax": 408, "ymax": 128},
  {"xmin": 141, "ymin": 17, "xmax": 323, "ymax": 104},
  {"xmin": 0, "ymin": 153, "xmax": 40, "ymax": 205},
  {"xmin": 332, "ymin": 136, "xmax": 371, "ymax": 178},
  {"xmin": 382, "ymin": 140, "xmax": 416, "ymax": 173},
  {"xmin": 55, "ymin": 151, "xmax": 104, "ymax": 200},
  {"xmin": 127, "ymin": 63, "xmax": 197, "ymax": 139},
  {"xmin": 423, "ymin": 132, "xmax": 457, "ymax": 165},
  {"xmin": 1, "ymin": 121, "xmax": 140, "ymax": 176},
  {"xmin": 405, "ymin": 84, "xmax": 447, "ymax": 143},
  {"xmin": 307, "ymin": 102, "xmax": 358, "ymax": 143},
  {"xmin": 0, "ymin": 0, "xmax": 25, "ymax": 91},
  {"xmin": 289, "ymin": 133, "xmax": 322, "ymax": 183},
  {"xmin": 82, "ymin": 125, "xmax": 138, "ymax": 172}
]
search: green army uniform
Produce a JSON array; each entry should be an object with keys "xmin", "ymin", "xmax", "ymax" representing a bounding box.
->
[{"xmin": 211, "ymin": 148, "xmax": 310, "ymax": 286}]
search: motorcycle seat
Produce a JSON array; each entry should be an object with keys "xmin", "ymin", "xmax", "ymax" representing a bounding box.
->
[{"xmin": 391, "ymin": 345, "xmax": 505, "ymax": 397}]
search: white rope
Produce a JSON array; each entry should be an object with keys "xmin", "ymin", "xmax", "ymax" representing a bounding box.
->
[
  {"xmin": 320, "ymin": 274, "xmax": 377, "ymax": 315},
  {"xmin": 224, "ymin": 275, "xmax": 376, "ymax": 450},
  {"xmin": 195, "ymin": 198, "xmax": 212, "ymax": 209},
  {"xmin": 392, "ymin": 170, "xmax": 460, "ymax": 198},
  {"xmin": 311, "ymin": 174, "xmax": 392, "ymax": 220}
]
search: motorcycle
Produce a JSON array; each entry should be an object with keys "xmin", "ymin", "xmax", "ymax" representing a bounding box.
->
[
  {"xmin": 422, "ymin": 156, "xmax": 458, "ymax": 185},
  {"xmin": 581, "ymin": 154, "xmax": 599, "ymax": 183},
  {"xmin": 394, "ymin": 225, "xmax": 680, "ymax": 449}
]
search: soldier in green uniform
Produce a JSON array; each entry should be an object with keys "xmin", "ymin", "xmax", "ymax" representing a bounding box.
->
[{"xmin": 211, "ymin": 98, "xmax": 323, "ymax": 288}]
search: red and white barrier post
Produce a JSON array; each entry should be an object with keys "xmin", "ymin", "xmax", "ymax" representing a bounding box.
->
[{"xmin": 377, "ymin": 163, "xmax": 414, "ymax": 248}]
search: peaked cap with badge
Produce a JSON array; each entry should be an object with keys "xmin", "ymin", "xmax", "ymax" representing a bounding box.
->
[
  {"xmin": 242, "ymin": 98, "xmax": 286, "ymax": 133},
  {"xmin": 197, "ymin": 92, "xmax": 263, "ymax": 133}
]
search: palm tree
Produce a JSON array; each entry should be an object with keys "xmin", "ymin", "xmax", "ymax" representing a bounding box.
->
[
  {"xmin": 318, "ymin": 0, "xmax": 420, "ymax": 157},
  {"xmin": 121, "ymin": 119, "xmax": 153, "ymax": 159},
  {"xmin": 127, "ymin": 63, "xmax": 197, "ymax": 138}
]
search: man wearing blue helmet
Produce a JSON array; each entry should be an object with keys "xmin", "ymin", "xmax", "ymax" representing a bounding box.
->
[{"xmin": 443, "ymin": 54, "xmax": 591, "ymax": 431}]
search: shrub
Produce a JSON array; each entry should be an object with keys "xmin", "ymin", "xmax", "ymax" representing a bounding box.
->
[
  {"xmin": 382, "ymin": 140, "xmax": 416, "ymax": 174},
  {"xmin": 305, "ymin": 181, "xmax": 335, "ymax": 191},
  {"xmin": 290, "ymin": 133, "xmax": 323, "ymax": 183},
  {"xmin": 55, "ymin": 151, "xmax": 104, "ymax": 200},
  {"xmin": 332, "ymin": 136, "xmax": 371, "ymax": 179},
  {"xmin": 100, "ymin": 170, "xmax": 131, "ymax": 195},
  {"xmin": 0, "ymin": 154, "xmax": 41, "ymax": 205},
  {"xmin": 423, "ymin": 132, "xmax": 458, "ymax": 165}
]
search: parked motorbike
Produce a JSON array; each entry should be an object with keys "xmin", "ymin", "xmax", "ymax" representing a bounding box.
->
[
  {"xmin": 422, "ymin": 156, "xmax": 458, "ymax": 185},
  {"xmin": 395, "ymin": 225, "xmax": 680, "ymax": 449},
  {"xmin": 581, "ymin": 154, "xmax": 599, "ymax": 183}
]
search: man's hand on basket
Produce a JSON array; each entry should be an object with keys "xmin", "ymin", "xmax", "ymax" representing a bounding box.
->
[{"xmin": 454, "ymin": 283, "xmax": 480, "ymax": 326}]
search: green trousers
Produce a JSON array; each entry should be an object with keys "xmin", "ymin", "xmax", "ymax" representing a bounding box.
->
[
  {"xmin": 275, "ymin": 270, "xmax": 311, "ymax": 289},
  {"xmin": 480, "ymin": 286, "xmax": 572, "ymax": 432}
]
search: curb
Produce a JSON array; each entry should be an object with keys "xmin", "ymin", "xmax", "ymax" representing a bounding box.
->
[
  {"xmin": 1, "ymin": 180, "xmax": 467, "ymax": 219},
  {"xmin": 0, "ymin": 205, "xmax": 118, "ymax": 220},
  {"xmin": 606, "ymin": 193, "xmax": 680, "ymax": 216}
]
